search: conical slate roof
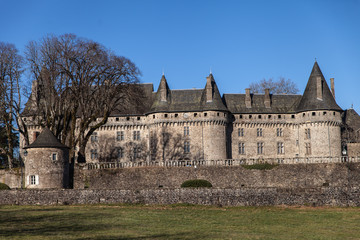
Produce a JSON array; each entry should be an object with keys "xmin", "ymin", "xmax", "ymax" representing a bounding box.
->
[
  {"xmin": 149, "ymin": 75, "xmax": 171, "ymax": 112},
  {"xmin": 200, "ymin": 73, "xmax": 228, "ymax": 111},
  {"xmin": 24, "ymin": 128, "xmax": 69, "ymax": 149},
  {"xmin": 296, "ymin": 61, "xmax": 342, "ymax": 112}
]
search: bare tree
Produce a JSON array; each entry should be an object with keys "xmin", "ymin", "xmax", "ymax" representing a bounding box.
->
[
  {"xmin": 25, "ymin": 34, "xmax": 142, "ymax": 162},
  {"xmin": 0, "ymin": 42, "xmax": 23, "ymax": 168},
  {"xmin": 249, "ymin": 77, "xmax": 299, "ymax": 94}
]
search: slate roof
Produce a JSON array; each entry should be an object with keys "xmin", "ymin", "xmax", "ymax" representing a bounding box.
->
[
  {"xmin": 149, "ymin": 74, "xmax": 228, "ymax": 113},
  {"xmin": 343, "ymin": 108, "xmax": 360, "ymax": 131},
  {"xmin": 110, "ymin": 83, "xmax": 154, "ymax": 116},
  {"xmin": 223, "ymin": 94, "xmax": 302, "ymax": 114},
  {"xmin": 24, "ymin": 128, "xmax": 69, "ymax": 149},
  {"xmin": 296, "ymin": 61, "xmax": 342, "ymax": 112}
]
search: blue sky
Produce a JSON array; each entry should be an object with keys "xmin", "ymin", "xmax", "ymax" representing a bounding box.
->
[{"xmin": 1, "ymin": 0, "xmax": 359, "ymax": 113}]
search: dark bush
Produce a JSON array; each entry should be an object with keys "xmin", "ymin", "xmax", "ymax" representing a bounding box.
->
[
  {"xmin": 242, "ymin": 163, "xmax": 278, "ymax": 170},
  {"xmin": 181, "ymin": 179, "xmax": 212, "ymax": 188},
  {"xmin": 0, "ymin": 182, "xmax": 10, "ymax": 190}
]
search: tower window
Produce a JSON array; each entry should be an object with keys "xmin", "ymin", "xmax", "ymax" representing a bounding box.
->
[
  {"xmin": 184, "ymin": 141, "xmax": 190, "ymax": 153},
  {"xmin": 91, "ymin": 149, "xmax": 98, "ymax": 159},
  {"xmin": 51, "ymin": 153, "xmax": 57, "ymax": 161},
  {"xmin": 238, "ymin": 128, "xmax": 244, "ymax": 137},
  {"xmin": 305, "ymin": 129, "xmax": 311, "ymax": 139},
  {"xmin": 116, "ymin": 131, "xmax": 124, "ymax": 141},
  {"xmin": 118, "ymin": 148, "xmax": 124, "ymax": 159},
  {"xmin": 257, "ymin": 142, "xmax": 264, "ymax": 154},
  {"xmin": 29, "ymin": 175, "xmax": 39, "ymax": 185},
  {"xmin": 133, "ymin": 131, "xmax": 140, "ymax": 141},
  {"xmin": 184, "ymin": 126, "xmax": 189, "ymax": 136},
  {"xmin": 277, "ymin": 142, "xmax": 284, "ymax": 154},
  {"xmin": 238, "ymin": 142, "xmax": 245, "ymax": 154},
  {"xmin": 257, "ymin": 128, "xmax": 263, "ymax": 137},
  {"xmin": 91, "ymin": 132, "xmax": 98, "ymax": 143},
  {"xmin": 276, "ymin": 128, "xmax": 283, "ymax": 137}
]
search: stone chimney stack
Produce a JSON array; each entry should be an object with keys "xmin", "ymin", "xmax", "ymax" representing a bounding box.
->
[
  {"xmin": 330, "ymin": 78, "xmax": 335, "ymax": 99},
  {"xmin": 206, "ymin": 74, "xmax": 213, "ymax": 102},
  {"xmin": 316, "ymin": 76, "xmax": 323, "ymax": 101},
  {"xmin": 264, "ymin": 88, "xmax": 271, "ymax": 108},
  {"xmin": 245, "ymin": 88, "xmax": 251, "ymax": 108}
]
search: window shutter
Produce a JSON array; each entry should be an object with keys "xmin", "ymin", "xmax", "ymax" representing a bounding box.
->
[
  {"xmin": 35, "ymin": 175, "xmax": 39, "ymax": 185},
  {"xmin": 27, "ymin": 175, "xmax": 29, "ymax": 185}
]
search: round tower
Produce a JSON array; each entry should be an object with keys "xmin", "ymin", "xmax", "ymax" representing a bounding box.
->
[{"xmin": 23, "ymin": 128, "xmax": 69, "ymax": 189}]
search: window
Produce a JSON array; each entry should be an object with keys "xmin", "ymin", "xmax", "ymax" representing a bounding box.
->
[
  {"xmin": 116, "ymin": 131, "xmax": 124, "ymax": 141},
  {"xmin": 91, "ymin": 132, "xmax": 98, "ymax": 143},
  {"xmin": 52, "ymin": 153, "xmax": 57, "ymax": 161},
  {"xmin": 184, "ymin": 141, "xmax": 190, "ymax": 153},
  {"xmin": 133, "ymin": 147, "xmax": 141, "ymax": 159},
  {"xmin": 239, "ymin": 115, "xmax": 243, "ymax": 119},
  {"xmin": 312, "ymin": 112, "xmax": 316, "ymax": 116},
  {"xmin": 118, "ymin": 148, "xmax": 124, "ymax": 159},
  {"xmin": 184, "ymin": 126, "xmax": 189, "ymax": 136},
  {"xmin": 257, "ymin": 128, "xmax": 263, "ymax": 137},
  {"xmin": 278, "ymin": 115, "xmax": 282, "ymax": 119},
  {"xmin": 291, "ymin": 115, "xmax": 295, "ymax": 119},
  {"xmin": 91, "ymin": 149, "xmax": 98, "ymax": 160},
  {"xmin": 305, "ymin": 143, "xmax": 311, "ymax": 155},
  {"xmin": 268, "ymin": 115, "xmax": 272, "ymax": 119},
  {"xmin": 30, "ymin": 175, "xmax": 38, "ymax": 185},
  {"xmin": 257, "ymin": 142, "xmax": 264, "ymax": 154},
  {"xmin": 133, "ymin": 131, "xmax": 140, "ymax": 141},
  {"xmin": 258, "ymin": 115, "xmax": 262, "ymax": 119},
  {"xmin": 238, "ymin": 128, "xmax": 244, "ymax": 137},
  {"xmin": 116, "ymin": 117, "xmax": 119, "ymax": 121},
  {"xmin": 305, "ymin": 129, "xmax": 311, "ymax": 139},
  {"xmin": 276, "ymin": 128, "xmax": 283, "ymax": 137},
  {"xmin": 277, "ymin": 142, "xmax": 284, "ymax": 154},
  {"xmin": 164, "ymin": 114, "xmax": 168, "ymax": 118},
  {"xmin": 238, "ymin": 142, "xmax": 245, "ymax": 155}
]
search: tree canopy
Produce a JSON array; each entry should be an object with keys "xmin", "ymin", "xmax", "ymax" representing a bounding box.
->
[
  {"xmin": 249, "ymin": 77, "xmax": 299, "ymax": 94},
  {"xmin": 24, "ymin": 34, "xmax": 143, "ymax": 162}
]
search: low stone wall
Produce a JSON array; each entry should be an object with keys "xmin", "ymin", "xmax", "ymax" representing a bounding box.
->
[
  {"xmin": 74, "ymin": 163, "xmax": 360, "ymax": 190},
  {"xmin": 0, "ymin": 169, "xmax": 22, "ymax": 189},
  {"xmin": 1, "ymin": 187, "xmax": 360, "ymax": 206}
]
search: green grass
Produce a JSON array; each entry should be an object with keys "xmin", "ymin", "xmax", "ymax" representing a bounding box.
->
[{"xmin": 1, "ymin": 204, "xmax": 360, "ymax": 239}]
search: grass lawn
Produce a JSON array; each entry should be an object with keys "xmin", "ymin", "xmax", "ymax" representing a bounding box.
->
[{"xmin": 1, "ymin": 204, "xmax": 360, "ymax": 240}]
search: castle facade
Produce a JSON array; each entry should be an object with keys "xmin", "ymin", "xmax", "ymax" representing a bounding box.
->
[{"xmin": 22, "ymin": 62, "xmax": 349, "ymax": 165}]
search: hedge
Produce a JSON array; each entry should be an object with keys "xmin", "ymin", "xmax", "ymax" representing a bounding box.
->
[{"xmin": 181, "ymin": 179, "xmax": 212, "ymax": 188}]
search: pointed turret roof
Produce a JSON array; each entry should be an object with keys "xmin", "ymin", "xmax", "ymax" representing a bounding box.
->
[
  {"xmin": 200, "ymin": 73, "xmax": 228, "ymax": 111},
  {"xmin": 149, "ymin": 74, "xmax": 171, "ymax": 112},
  {"xmin": 24, "ymin": 128, "xmax": 69, "ymax": 149},
  {"xmin": 296, "ymin": 61, "xmax": 342, "ymax": 112}
]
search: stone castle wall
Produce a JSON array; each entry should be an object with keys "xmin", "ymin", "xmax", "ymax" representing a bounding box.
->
[
  {"xmin": 73, "ymin": 163, "xmax": 360, "ymax": 190},
  {"xmin": 1, "ymin": 187, "xmax": 360, "ymax": 206}
]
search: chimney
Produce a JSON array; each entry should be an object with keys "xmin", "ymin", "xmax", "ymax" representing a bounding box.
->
[
  {"xmin": 206, "ymin": 75, "xmax": 213, "ymax": 102},
  {"xmin": 316, "ymin": 76, "xmax": 323, "ymax": 101},
  {"xmin": 264, "ymin": 88, "xmax": 271, "ymax": 108},
  {"xmin": 245, "ymin": 88, "xmax": 251, "ymax": 108},
  {"xmin": 330, "ymin": 78, "xmax": 335, "ymax": 99}
]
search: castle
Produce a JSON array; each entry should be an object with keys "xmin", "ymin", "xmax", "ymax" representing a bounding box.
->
[{"xmin": 18, "ymin": 61, "xmax": 360, "ymax": 189}]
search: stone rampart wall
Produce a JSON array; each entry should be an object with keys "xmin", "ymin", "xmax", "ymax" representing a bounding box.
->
[
  {"xmin": 1, "ymin": 187, "xmax": 360, "ymax": 206},
  {"xmin": 74, "ymin": 163, "xmax": 360, "ymax": 190}
]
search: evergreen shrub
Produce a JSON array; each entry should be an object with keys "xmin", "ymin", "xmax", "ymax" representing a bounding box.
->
[
  {"xmin": 0, "ymin": 182, "xmax": 10, "ymax": 190},
  {"xmin": 181, "ymin": 179, "xmax": 212, "ymax": 188}
]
